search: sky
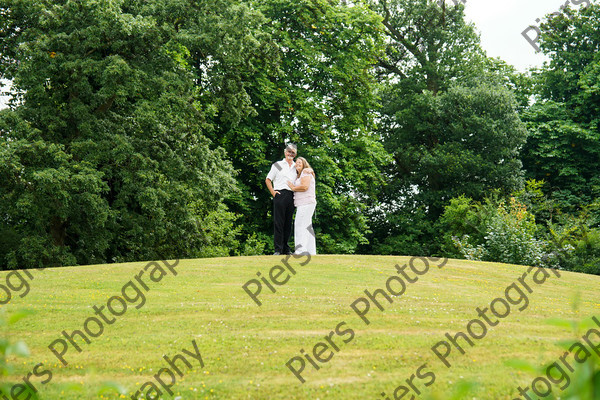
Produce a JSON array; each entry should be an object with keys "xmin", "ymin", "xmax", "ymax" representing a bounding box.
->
[
  {"xmin": 462, "ymin": 0, "xmax": 581, "ymax": 71},
  {"xmin": 0, "ymin": 0, "xmax": 589, "ymax": 109}
]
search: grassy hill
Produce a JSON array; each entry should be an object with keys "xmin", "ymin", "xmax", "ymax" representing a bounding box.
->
[{"xmin": 1, "ymin": 255, "xmax": 599, "ymax": 399}]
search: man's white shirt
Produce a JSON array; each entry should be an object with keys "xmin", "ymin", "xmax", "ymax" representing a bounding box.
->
[{"xmin": 267, "ymin": 159, "xmax": 297, "ymax": 191}]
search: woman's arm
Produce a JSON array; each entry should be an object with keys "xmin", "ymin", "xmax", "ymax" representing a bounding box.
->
[{"xmin": 289, "ymin": 175, "xmax": 311, "ymax": 192}]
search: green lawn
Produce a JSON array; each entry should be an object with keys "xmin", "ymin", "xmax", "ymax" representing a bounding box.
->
[{"xmin": 1, "ymin": 255, "xmax": 599, "ymax": 399}]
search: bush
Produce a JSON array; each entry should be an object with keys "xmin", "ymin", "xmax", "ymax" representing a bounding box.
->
[
  {"xmin": 565, "ymin": 229, "xmax": 600, "ymax": 275},
  {"xmin": 482, "ymin": 198, "xmax": 547, "ymax": 267},
  {"xmin": 438, "ymin": 195, "xmax": 494, "ymax": 257},
  {"xmin": 192, "ymin": 203, "xmax": 241, "ymax": 258},
  {"xmin": 546, "ymin": 208, "xmax": 600, "ymax": 275},
  {"xmin": 448, "ymin": 197, "xmax": 557, "ymax": 268},
  {"xmin": 239, "ymin": 232, "xmax": 268, "ymax": 256}
]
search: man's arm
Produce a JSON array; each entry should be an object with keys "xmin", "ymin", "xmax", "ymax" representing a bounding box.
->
[{"xmin": 265, "ymin": 178, "xmax": 279, "ymax": 197}]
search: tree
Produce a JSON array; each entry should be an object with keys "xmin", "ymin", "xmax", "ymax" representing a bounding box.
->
[
  {"xmin": 0, "ymin": 0, "xmax": 245, "ymax": 268},
  {"xmin": 363, "ymin": 0, "xmax": 527, "ymax": 254},
  {"xmin": 534, "ymin": 2, "xmax": 600, "ymax": 128},
  {"xmin": 205, "ymin": 0, "xmax": 391, "ymax": 253},
  {"xmin": 367, "ymin": 84, "xmax": 527, "ymax": 254},
  {"xmin": 521, "ymin": 101, "xmax": 600, "ymax": 212},
  {"xmin": 369, "ymin": 0, "xmax": 487, "ymax": 95},
  {"xmin": 521, "ymin": 2, "xmax": 600, "ymax": 213}
]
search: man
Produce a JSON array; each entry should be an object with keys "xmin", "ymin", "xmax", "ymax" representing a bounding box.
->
[{"xmin": 265, "ymin": 143, "xmax": 298, "ymax": 255}]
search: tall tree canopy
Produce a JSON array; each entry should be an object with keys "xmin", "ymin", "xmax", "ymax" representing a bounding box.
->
[
  {"xmin": 521, "ymin": 3, "xmax": 600, "ymax": 212},
  {"xmin": 369, "ymin": 0, "xmax": 486, "ymax": 94},
  {"xmin": 206, "ymin": 0, "xmax": 391, "ymax": 253},
  {"xmin": 364, "ymin": 0, "xmax": 527, "ymax": 255},
  {"xmin": 0, "ymin": 0, "xmax": 269, "ymax": 268}
]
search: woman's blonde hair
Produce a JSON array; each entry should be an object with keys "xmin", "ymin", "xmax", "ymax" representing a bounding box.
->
[{"xmin": 296, "ymin": 157, "xmax": 314, "ymax": 178}]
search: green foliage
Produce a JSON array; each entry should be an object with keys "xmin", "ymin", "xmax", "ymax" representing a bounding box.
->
[
  {"xmin": 521, "ymin": 101, "xmax": 600, "ymax": 213},
  {"xmin": 239, "ymin": 232, "xmax": 268, "ymax": 256},
  {"xmin": 439, "ymin": 182, "xmax": 600, "ymax": 274},
  {"xmin": 370, "ymin": 83, "xmax": 526, "ymax": 255},
  {"xmin": 0, "ymin": 310, "xmax": 38, "ymax": 400},
  {"xmin": 513, "ymin": 179, "xmax": 557, "ymax": 225},
  {"xmin": 569, "ymin": 229, "xmax": 600, "ymax": 275},
  {"xmin": 548, "ymin": 208, "xmax": 600, "ymax": 275},
  {"xmin": 478, "ymin": 198, "xmax": 547, "ymax": 267},
  {"xmin": 441, "ymin": 182, "xmax": 600, "ymax": 274},
  {"xmin": 366, "ymin": 204, "xmax": 438, "ymax": 256},
  {"xmin": 536, "ymin": 2, "xmax": 600, "ymax": 129},
  {"xmin": 191, "ymin": 202, "xmax": 240, "ymax": 258},
  {"xmin": 478, "ymin": 57, "xmax": 534, "ymax": 112},
  {"xmin": 437, "ymin": 195, "xmax": 493, "ymax": 257},
  {"xmin": 0, "ymin": 0, "xmax": 243, "ymax": 268},
  {"xmin": 206, "ymin": 0, "xmax": 390, "ymax": 254},
  {"xmin": 0, "ymin": 110, "xmax": 107, "ymax": 268},
  {"xmin": 0, "ymin": 0, "xmax": 597, "ymax": 263},
  {"xmin": 370, "ymin": 0, "xmax": 486, "ymax": 95},
  {"xmin": 522, "ymin": 3, "xmax": 600, "ymax": 215},
  {"xmin": 363, "ymin": 1, "xmax": 526, "ymax": 256},
  {"xmin": 446, "ymin": 197, "xmax": 557, "ymax": 268}
]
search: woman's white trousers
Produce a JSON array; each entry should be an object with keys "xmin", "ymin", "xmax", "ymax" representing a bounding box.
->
[{"xmin": 294, "ymin": 203, "xmax": 316, "ymax": 255}]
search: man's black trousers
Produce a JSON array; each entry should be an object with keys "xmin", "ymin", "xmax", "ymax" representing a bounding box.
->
[{"xmin": 273, "ymin": 189, "xmax": 294, "ymax": 254}]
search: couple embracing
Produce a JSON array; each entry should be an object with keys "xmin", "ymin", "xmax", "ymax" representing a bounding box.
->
[{"xmin": 265, "ymin": 143, "xmax": 317, "ymax": 256}]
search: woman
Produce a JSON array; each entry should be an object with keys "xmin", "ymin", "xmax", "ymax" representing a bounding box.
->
[{"xmin": 287, "ymin": 157, "xmax": 316, "ymax": 255}]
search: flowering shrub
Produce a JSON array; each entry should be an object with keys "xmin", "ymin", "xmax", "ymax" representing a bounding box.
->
[
  {"xmin": 482, "ymin": 198, "xmax": 547, "ymax": 266},
  {"xmin": 451, "ymin": 198, "xmax": 556, "ymax": 267}
]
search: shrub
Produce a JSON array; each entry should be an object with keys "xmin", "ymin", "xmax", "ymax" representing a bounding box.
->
[
  {"xmin": 566, "ymin": 229, "xmax": 600, "ymax": 275},
  {"xmin": 482, "ymin": 198, "xmax": 547, "ymax": 266},
  {"xmin": 439, "ymin": 195, "xmax": 494, "ymax": 257},
  {"xmin": 449, "ymin": 197, "xmax": 557, "ymax": 268},
  {"xmin": 239, "ymin": 232, "xmax": 268, "ymax": 256}
]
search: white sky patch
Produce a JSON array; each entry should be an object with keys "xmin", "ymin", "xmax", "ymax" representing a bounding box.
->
[{"xmin": 464, "ymin": 0, "xmax": 591, "ymax": 71}]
